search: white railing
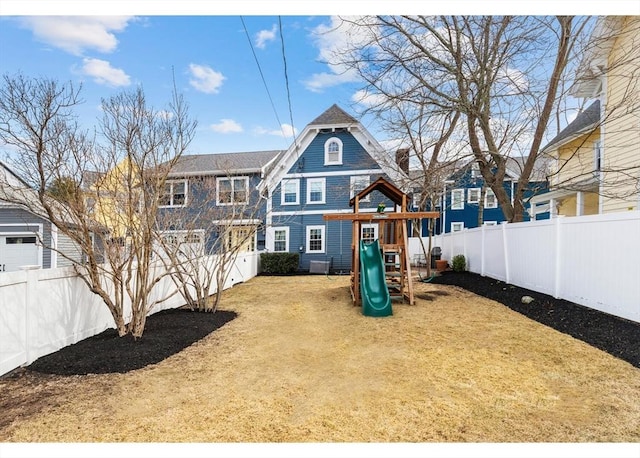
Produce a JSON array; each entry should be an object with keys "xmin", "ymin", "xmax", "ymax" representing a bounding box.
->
[
  {"xmin": 0, "ymin": 251, "xmax": 259, "ymax": 376},
  {"xmin": 409, "ymin": 212, "xmax": 640, "ymax": 324}
]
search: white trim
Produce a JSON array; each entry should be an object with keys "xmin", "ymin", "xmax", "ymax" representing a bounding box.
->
[
  {"xmin": 51, "ymin": 223, "xmax": 58, "ymax": 268},
  {"xmin": 159, "ymin": 179, "xmax": 188, "ymax": 208},
  {"xmin": 306, "ymin": 177, "xmax": 326, "ymax": 204},
  {"xmin": 280, "ymin": 178, "xmax": 300, "ymax": 205},
  {"xmin": 467, "ymin": 187, "xmax": 481, "ymax": 204},
  {"xmin": 0, "ymin": 223, "xmax": 44, "ymax": 270},
  {"xmin": 284, "ymin": 168, "xmax": 382, "ymax": 179},
  {"xmin": 324, "ymin": 137, "xmax": 343, "ymax": 165},
  {"xmin": 451, "ymin": 222, "xmax": 464, "ymax": 232},
  {"xmin": 483, "ymin": 221, "xmax": 498, "ymax": 226},
  {"xmin": 210, "ymin": 218, "xmax": 261, "ymax": 225},
  {"xmin": 269, "ymin": 226, "xmax": 289, "ymax": 252},
  {"xmin": 216, "ymin": 176, "xmax": 249, "ymax": 206},
  {"xmin": 485, "ymin": 188, "xmax": 498, "ymax": 209},
  {"xmin": 306, "ymin": 225, "xmax": 325, "ymax": 253},
  {"xmin": 451, "ymin": 189, "xmax": 465, "ymax": 210},
  {"xmin": 361, "ymin": 223, "xmax": 379, "ymax": 243}
]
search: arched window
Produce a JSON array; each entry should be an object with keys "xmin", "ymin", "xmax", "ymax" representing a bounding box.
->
[{"xmin": 324, "ymin": 137, "xmax": 343, "ymax": 165}]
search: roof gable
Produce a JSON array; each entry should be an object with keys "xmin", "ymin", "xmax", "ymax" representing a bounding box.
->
[
  {"xmin": 259, "ymin": 104, "xmax": 406, "ymax": 194},
  {"xmin": 542, "ymin": 100, "xmax": 600, "ymax": 153}
]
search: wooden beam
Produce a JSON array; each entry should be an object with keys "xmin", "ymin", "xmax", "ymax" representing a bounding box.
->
[{"xmin": 323, "ymin": 211, "xmax": 439, "ymax": 221}]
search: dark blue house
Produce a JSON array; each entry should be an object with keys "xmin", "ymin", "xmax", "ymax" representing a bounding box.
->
[
  {"xmin": 258, "ymin": 104, "xmax": 404, "ymax": 272},
  {"xmin": 438, "ymin": 158, "xmax": 550, "ymax": 234}
]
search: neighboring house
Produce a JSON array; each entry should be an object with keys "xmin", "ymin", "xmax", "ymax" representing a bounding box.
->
[
  {"xmin": 0, "ymin": 161, "xmax": 83, "ymax": 272},
  {"xmin": 158, "ymin": 150, "xmax": 281, "ymax": 254},
  {"xmin": 438, "ymin": 158, "xmax": 550, "ymax": 234},
  {"xmin": 530, "ymin": 16, "xmax": 640, "ymax": 218},
  {"xmin": 258, "ymin": 104, "xmax": 405, "ymax": 272}
]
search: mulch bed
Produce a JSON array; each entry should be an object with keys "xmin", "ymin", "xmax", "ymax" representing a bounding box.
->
[
  {"xmin": 18, "ymin": 309, "xmax": 237, "ymax": 376},
  {"xmin": 430, "ymin": 271, "xmax": 640, "ymax": 368},
  {"xmin": 7, "ymin": 271, "xmax": 639, "ymax": 378}
]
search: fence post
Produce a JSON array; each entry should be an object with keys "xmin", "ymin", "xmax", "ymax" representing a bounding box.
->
[
  {"xmin": 20, "ymin": 265, "xmax": 40, "ymax": 365},
  {"xmin": 481, "ymin": 224, "xmax": 486, "ymax": 276},
  {"xmin": 554, "ymin": 216, "xmax": 563, "ymax": 299},
  {"xmin": 502, "ymin": 223, "xmax": 510, "ymax": 284}
]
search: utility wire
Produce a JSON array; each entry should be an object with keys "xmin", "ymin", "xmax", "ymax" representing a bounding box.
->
[
  {"xmin": 278, "ymin": 16, "xmax": 298, "ymax": 149},
  {"xmin": 239, "ymin": 16, "xmax": 285, "ymax": 142}
]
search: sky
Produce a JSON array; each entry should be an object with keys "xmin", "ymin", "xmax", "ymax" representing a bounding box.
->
[{"xmin": 1, "ymin": 2, "xmax": 638, "ymax": 160}]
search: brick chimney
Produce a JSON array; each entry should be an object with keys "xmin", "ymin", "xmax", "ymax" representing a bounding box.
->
[{"xmin": 395, "ymin": 148, "xmax": 410, "ymax": 174}]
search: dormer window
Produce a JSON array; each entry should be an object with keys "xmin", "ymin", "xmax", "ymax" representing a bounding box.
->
[{"xmin": 324, "ymin": 137, "xmax": 343, "ymax": 165}]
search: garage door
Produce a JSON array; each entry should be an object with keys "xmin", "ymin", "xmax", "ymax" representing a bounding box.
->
[{"xmin": 0, "ymin": 235, "xmax": 39, "ymax": 272}]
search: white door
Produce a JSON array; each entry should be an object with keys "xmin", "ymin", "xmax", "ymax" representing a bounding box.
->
[{"xmin": 0, "ymin": 235, "xmax": 39, "ymax": 272}]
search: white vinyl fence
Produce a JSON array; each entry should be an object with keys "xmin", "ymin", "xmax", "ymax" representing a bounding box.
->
[
  {"xmin": 0, "ymin": 251, "xmax": 259, "ymax": 376},
  {"xmin": 409, "ymin": 212, "xmax": 640, "ymax": 324}
]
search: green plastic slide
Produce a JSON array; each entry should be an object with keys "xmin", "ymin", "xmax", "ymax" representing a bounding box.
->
[{"xmin": 359, "ymin": 239, "xmax": 392, "ymax": 317}]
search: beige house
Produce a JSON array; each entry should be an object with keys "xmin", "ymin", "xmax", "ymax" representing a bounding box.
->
[{"xmin": 531, "ymin": 16, "xmax": 640, "ymax": 219}]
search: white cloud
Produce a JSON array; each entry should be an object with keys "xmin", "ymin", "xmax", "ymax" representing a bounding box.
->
[
  {"xmin": 188, "ymin": 64, "xmax": 225, "ymax": 94},
  {"xmin": 303, "ymin": 16, "xmax": 368, "ymax": 92},
  {"xmin": 19, "ymin": 16, "xmax": 134, "ymax": 56},
  {"xmin": 80, "ymin": 58, "xmax": 131, "ymax": 87},
  {"xmin": 254, "ymin": 123, "xmax": 298, "ymax": 138},
  {"xmin": 210, "ymin": 119, "xmax": 243, "ymax": 134},
  {"xmin": 255, "ymin": 24, "xmax": 277, "ymax": 49},
  {"xmin": 351, "ymin": 89, "xmax": 388, "ymax": 108}
]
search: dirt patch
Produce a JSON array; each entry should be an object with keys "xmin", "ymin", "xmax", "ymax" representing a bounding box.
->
[{"xmin": 0, "ymin": 275, "xmax": 639, "ymax": 442}]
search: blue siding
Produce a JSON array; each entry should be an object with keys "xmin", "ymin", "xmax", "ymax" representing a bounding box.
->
[
  {"xmin": 270, "ymin": 129, "xmax": 397, "ymax": 272},
  {"xmin": 433, "ymin": 166, "xmax": 550, "ymax": 234}
]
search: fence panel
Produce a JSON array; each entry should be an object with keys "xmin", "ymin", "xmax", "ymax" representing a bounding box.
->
[
  {"xmin": 409, "ymin": 211, "xmax": 640, "ymax": 324},
  {"xmin": 0, "ymin": 252, "xmax": 259, "ymax": 376}
]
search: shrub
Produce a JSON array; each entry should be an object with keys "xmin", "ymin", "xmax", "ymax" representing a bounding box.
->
[
  {"xmin": 260, "ymin": 252, "xmax": 299, "ymax": 274},
  {"xmin": 452, "ymin": 254, "xmax": 466, "ymax": 272}
]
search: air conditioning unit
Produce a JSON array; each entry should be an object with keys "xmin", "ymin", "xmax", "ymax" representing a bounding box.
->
[{"xmin": 309, "ymin": 260, "xmax": 330, "ymax": 274}]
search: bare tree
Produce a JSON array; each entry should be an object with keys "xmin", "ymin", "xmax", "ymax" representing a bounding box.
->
[
  {"xmin": 0, "ymin": 73, "xmax": 196, "ymax": 337},
  {"xmin": 155, "ymin": 167, "xmax": 265, "ymax": 313},
  {"xmin": 333, "ymin": 15, "xmax": 592, "ymax": 222}
]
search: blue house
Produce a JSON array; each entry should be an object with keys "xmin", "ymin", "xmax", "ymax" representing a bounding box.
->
[
  {"xmin": 438, "ymin": 158, "xmax": 550, "ymax": 234},
  {"xmin": 159, "ymin": 150, "xmax": 281, "ymax": 253},
  {"xmin": 258, "ymin": 104, "xmax": 404, "ymax": 272}
]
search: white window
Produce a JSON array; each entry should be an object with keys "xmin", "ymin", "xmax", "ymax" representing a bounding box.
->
[
  {"xmin": 280, "ymin": 179, "xmax": 300, "ymax": 205},
  {"xmin": 593, "ymin": 140, "xmax": 602, "ymax": 174},
  {"xmin": 412, "ymin": 192, "xmax": 422, "ymax": 209},
  {"xmin": 484, "ymin": 221, "xmax": 497, "ymax": 226},
  {"xmin": 216, "ymin": 177, "xmax": 249, "ymax": 205},
  {"xmin": 485, "ymin": 188, "xmax": 498, "ymax": 209},
  {"xmin": 451, "ymin": 189, "xmax": 464, "ymax": 210},
  {"xmin": 350, "ymin": 175, "xmax": 370, "ymax": 202},
  {"xmin": 361, "ymin": 223, "xmax": 378, "ymax": 244},
  {"xmin": 307, "ymin": 178, "xmax": 326, "ymax": 204},
  {"xmin": 468, "ymin": 188, "xmax": 481, "ymax": 204},
  {"xmin": 306, "ymin": 225, "xmax": 325, "ymax": 253},
  {"xmin": 324, "ymin": 137, "xmax": 343, "ymax": 165},
  {"xmin": 159, "ymin": 230, "xmax": 204, "ymax": 258},
  {"xmin": 272, "ymin": 227, "xmax": 289, "ymax": 252},
  {"xmin": 451, "ymin": 222, "xmax": 464, "ymax": 232},
  {"xmin": 160, "ymin": 180, "xmax": 188, "ymax": 207}
]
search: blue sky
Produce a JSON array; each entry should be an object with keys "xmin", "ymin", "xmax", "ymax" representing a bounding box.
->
[{"xmin": 1, "ymin": 2, "xmax": 637, "ymax": 159}]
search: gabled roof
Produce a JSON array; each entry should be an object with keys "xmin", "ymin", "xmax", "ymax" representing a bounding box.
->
[
  {"xmin": 168, "ymin": 150, "xmax": 282, "ymax": 177},
  {"xmin": 541, "ymin": 100, "xmax": 600, "ymax": 153},
  {"xmin": 349, "ymin": 177, "xmax": 406, "ymax": 208},
  {"xmin": 258, "ymin": 104, "xmax": 406, "ymax": 194},
  {"xmin": 308, "ymin": 104, "xmax": 358, "ymax": 126}
]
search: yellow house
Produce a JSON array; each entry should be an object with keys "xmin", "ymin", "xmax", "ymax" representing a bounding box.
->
[
  {"xmin": 84, "ymin": 157, "xmax": 144, "ymax": 243},
  {"xmin": 530, "ymin": 16, "xmax": 640, "ymax": 218}
]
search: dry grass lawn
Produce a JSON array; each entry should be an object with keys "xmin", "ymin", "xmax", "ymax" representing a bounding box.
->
[{"xmin": 1, "ymin": 275, "xmax": 639, "ymax": 442}]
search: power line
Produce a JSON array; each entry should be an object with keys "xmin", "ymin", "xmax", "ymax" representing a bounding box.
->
[
  {"xmin": 278, "ymin": 16, "xmax": 297, "ymax": 149},
  {"xmin": 239, "ymin": 16, "xmax": 285, "ymax": 141}
]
